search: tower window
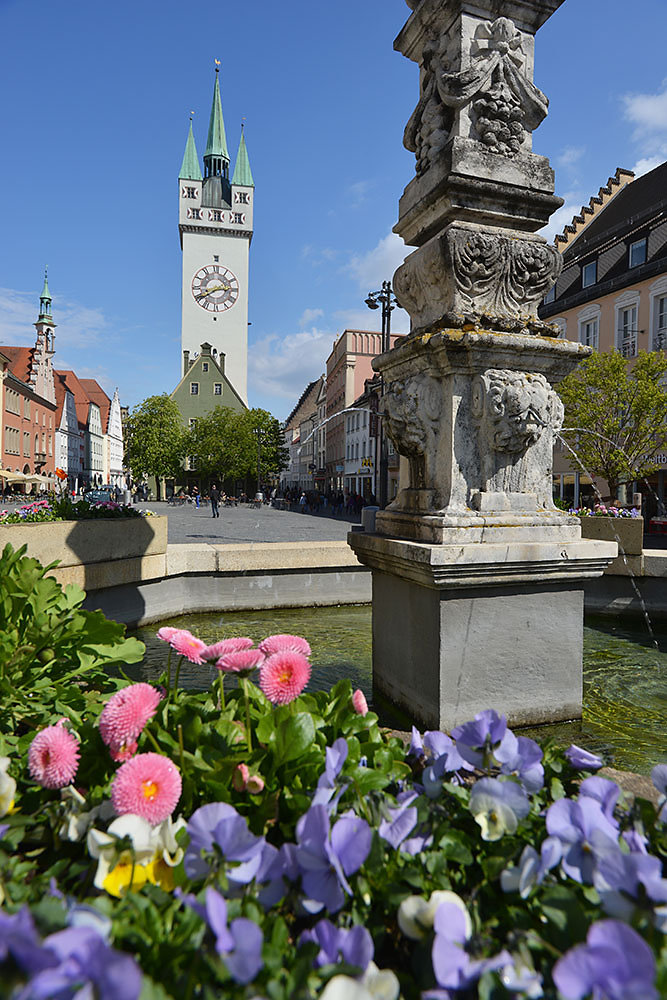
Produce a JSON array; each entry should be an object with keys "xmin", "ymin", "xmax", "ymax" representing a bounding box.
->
[
  {"xmin": 182, "ymin": 186, "xmax": 197, "ymax": 199},
  {"xmin": 235, "ymin": 191, "xmax": 250, "ymax": 205},
  {"xmin": 209, "ymin": 210, "xmax": 224, "ymax": 222},
  {"xmin": 214, "ymin": 383, "xmax": 222, "ymax": 395},
  {"xmin": 190, "ymin": 382, "xmax": 199, "ymax": 395},
  {"xmin": 187, "ymin": 208, "xmax": 202, "ymax": 220},
  {"xmin": 213, "ymin": 255, "xmax": 219, "ymax": 262},
  {"xmin": 233, "ymin": 212, "xmax": 245, "ymax": 224}
]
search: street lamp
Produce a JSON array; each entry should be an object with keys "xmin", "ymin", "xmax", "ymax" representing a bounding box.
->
[
  {"xmin": 254, "ymin": 426, "xmax": 262, "ymax": 496},
  {"xmin": 365, "ymin": 280, "xmax": 398, "ymax": 507}
]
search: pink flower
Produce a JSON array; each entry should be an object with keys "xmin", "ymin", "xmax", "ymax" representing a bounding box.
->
[
  {"xmin": 99, "ymin": 683, "xmax": 162, "ymax": 761},
  {"xmin": 258, "ymin": 633, "xmax": 312, "ymax": 657},
  {"xmin": 352, "ymin": 689, "xmax": 369, "ymax": 716},
  {"xmin": 202, "ymin": 637, "xmax": 254, "ymax": 661},
  {"xmin": 28, "ymin": 720, "xmax": 80, "ymax": 790},
  {"xmin": 259, "ymin": 651, "xmax": 311, "ymax": 705},
  {"xmin": 156, "ymin": 626, "xmax": 180, "ymax": 643},
  {"xmin": 217, "ymin": 649, "xmax": 266, "ymax": 674},
  {"xmin": 247, "ymin": 774, "xmax": 265, "ymax": 794},
  {"xmin": 169, "ymin": 629, "xmax": 207, "ymax": 664},
  {"xmin": 111, "ymin": 753, "xmax": 181, "ymax": 824},
  {"xmin": 232, "ymin": 763, "xmax": 250, "ymax": 791}
]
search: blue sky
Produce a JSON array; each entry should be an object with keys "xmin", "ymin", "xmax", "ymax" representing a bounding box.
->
[{"xmin": 2, "ymin": 0, "xmax": 667, "ymax": 420}]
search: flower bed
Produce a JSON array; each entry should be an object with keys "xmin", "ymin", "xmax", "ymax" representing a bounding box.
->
[
  {"xmin": 0, "ymin": 496, "xmax": 146, "ymax": 524},
  {"xmin": 0, "ymin": 548, "xmax": 665, "ymax": 999},
  {"xmin": 575, "ymin": 510, "xmax": 645, "ymax": 557}
]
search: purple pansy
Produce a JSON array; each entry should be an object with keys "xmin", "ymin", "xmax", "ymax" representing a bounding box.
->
[
  {"xmin": 564, "ymin": 744, "xmax": 603, "ymax": 770},
  {"xmin": 421, "ymin": 732, "xmax": 472, "ymax": 798},
  {"xmin": 300, "ymin": 919, "xmax": 373, "ymax": 971},
  {"xmin": 451, "ymin": 709, "xmax": 510, "ymax": 769},
  {"xmin": 553, "ymin": 920, "xmax": 657, "ymax": 1000},
  {"xmin": 500, "ymin": 837, "xmax": 562, "ymax": 898},
  {"xmin": 184, "ymin": 888, "xmax": 263, "ymax": 985},
  {"xmin": 185, "ymin": 802, "xmax": 267, "ymax": 888},
  {"xmin": 424, "ymin": 900, "xmax": 510, "ymax": 997},
  {"xmin": 256, "ymin": 842, "xmax": 299, "ymax": 909},
  {"xmin": 595, "ymin": 849, "xmax": 667, "ymax": 928},
  {"xmin": 4, "ymin": 921, "xmax": 142, "ymax": 1000},
  {"xmin": 378, "ymin": 790, "xmax": 432, "ymax": 855},
  {"xmin": 652, "ymin": 763, "xmax": 667, "ymax": 821},
  {"xmin": 546, "ymin": 797, "xmax": 620, "ymax": 883},
  {"xmin": 494, "ymin": 732, "xmax": 544, "ymax": 794},
  {"xmin": 295, "ymin": 804, "xmax": 371, "ymax": 913},
  {"xmin": 578, "ymin": 775, "xmax": 620, "ymax": 824},
  {"xmin": 312, "ymin": 738, "xmax": 348, "ymax": 808}
]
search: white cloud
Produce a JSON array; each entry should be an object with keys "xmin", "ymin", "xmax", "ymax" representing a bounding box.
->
[
  {"xmin": 631, "ymin": 154, "xmax": 665, "ymax": 178},
  {"xmin": 347, "ymin": 232, "xmax": 409, "ymax": 292},
  {"xmin": 248, "ymin": 330, "xmax": 330, "ymax": 401},
  {"xmin": 623, "ymin": 85, "xmax": 667, "ymax": 136},
  {"xmin": 301, "ymin": 245, "xmax": 339, "ymax": 265},
  {"xmin": 299, "ymin": 307, "xmax": 324, "ymax": 328},
  {"xmin": 557, "ymin": 146, "xmax": 585, "ymax": 169},
  {"xmin": 0, "ymin": 286, "xmax": 107, "ymax": 352},
  {"xmin": 346, "ymin": 179, "xmax": 374, "ymax": 207}
]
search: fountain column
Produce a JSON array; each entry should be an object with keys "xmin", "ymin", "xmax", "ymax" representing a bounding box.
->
[{"xmin": 348, "ymin": 0, "xmax": 616, "ymax": 730}]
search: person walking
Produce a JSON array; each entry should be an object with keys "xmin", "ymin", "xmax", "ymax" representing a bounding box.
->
[{"xmin": 210, "ymin": 483, "xmax": 220, "ymax": 518}]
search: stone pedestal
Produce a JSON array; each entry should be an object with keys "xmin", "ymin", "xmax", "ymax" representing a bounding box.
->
[
  {"xmin": 349, "ymin": 532, "xmax": 616, "ymax": 730},
  {"xmin": 347, "ymin": 0, "xmax": 616, "ymax": 731}
]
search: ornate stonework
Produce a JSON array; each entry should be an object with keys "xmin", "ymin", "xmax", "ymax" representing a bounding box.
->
[{"xmin": 382, "ymin": 374, "xmax": 441, "ymax": 489}]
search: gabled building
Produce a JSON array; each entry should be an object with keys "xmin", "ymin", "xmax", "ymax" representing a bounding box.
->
[
  {"xmin": 54, "ymin": 371, "xmax": 81, "ymax": 488},
  {"xmin": 55, "ymin": 370, "xmax": 104, "ymax": 488},
  {"xmin": 539, "ymin": 160, "xmax": 667, "ymax": 507},
  {"xmin": 281, "ymin": 378, "xmax": 322, "ymax": 491},
  {"xmin": 171, "ymin": 342, "xmax": 246, "ymax": 436},
  {"xmin": 80, "ymin": 380, "xmax": 125, "ymax": 487}
]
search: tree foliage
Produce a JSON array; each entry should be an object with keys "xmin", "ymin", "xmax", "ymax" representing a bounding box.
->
[
  {"xmin": 123, "ymin": 395, "xmax": 188, "ymax": 482},
  {"xmin": 187, "ymin": 406, "xmax": 288, "ymax": 484},
  {"xmin": 557, "ymin": 349, "xmax": 667, "ymax": 496}
]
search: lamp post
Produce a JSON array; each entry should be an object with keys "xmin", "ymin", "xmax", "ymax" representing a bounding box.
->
[
  {"xmin": 365, "ymin": 280, "xmax": 397, "ymax": 507},
  {"xmin": 254, "ymin": 426, "xmax": 262, "ymax": 496}
]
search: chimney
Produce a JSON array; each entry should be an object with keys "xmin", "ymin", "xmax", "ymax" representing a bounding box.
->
[{"xmin": 183, "ymin": 351, "xmax": 190, "ymax": 377}]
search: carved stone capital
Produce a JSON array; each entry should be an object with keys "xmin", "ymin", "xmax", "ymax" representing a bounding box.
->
[{"xmin": 393, "ymin": 223, "xmax": 562, "ymax": 333}]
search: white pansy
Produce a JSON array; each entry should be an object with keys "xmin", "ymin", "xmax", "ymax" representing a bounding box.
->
[
  {"xmin": 59, "ymin": 786, "xmax": 100, "ymax": 842},
  {"xmin": 319, "ymin": 977, "xmax": 374, "ymax": 1000},
  {"xmin": 0, "ymin": 756, "xmax": 16, "ymax": 818},
  {"xmin": 87, "ymin": 814, "xmax": 157, "ymax": 889},
  {"xmin": 153, "ymin": 815, "xmax": 187, "ymax": 867},
  {"xmin": 397, "ymin": 889, "xmax": 472, "ymax": 940},
  {"xmin": 361, "ymin": 961, "xmax": 401, "ymax": 1000}
]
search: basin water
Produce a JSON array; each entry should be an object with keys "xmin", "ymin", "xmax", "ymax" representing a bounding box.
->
[{"xmin": 132, "ymin": 606, "xmax": 666, "ymax": 776}]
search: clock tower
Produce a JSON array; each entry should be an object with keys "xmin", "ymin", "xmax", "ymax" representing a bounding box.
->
[{"xmin": 178, "ymin": 66, "xmax": 253, "ymax": 405}]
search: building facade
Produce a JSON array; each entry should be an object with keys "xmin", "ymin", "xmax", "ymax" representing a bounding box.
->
[
  {"xmin": 281, "ymin": 378, "xmax": 322, "ymax": 492},
  {"xmin": 325, "ymin": 330, "xmax": 404, "ymax": 494},
  {"xmin": 539, "ymin": 161, "xmax": 667, "ymax": 507},
  {"xmin": 178, "ymin": 68, "xmax": 254, "ymax": 406}
]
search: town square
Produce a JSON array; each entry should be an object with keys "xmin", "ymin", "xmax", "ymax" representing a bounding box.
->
[{"xmin": 0, "ymin": 1, "xmax": 666, "ymax": 997}]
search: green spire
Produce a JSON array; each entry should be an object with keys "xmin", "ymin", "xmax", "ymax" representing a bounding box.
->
[
  {"xmin": 179, "ymin": 120, "xmax": 202, "ymax": 180},
  {"xmin": 205, "ymin": 68, "xmax": 229, "ymax": 162},
  {"xmin": 232, "ymin": 126, "xmax": 254, "ymax": 187},
  {"xmin": 39, "ymin": 266, "xmax": 52, "ymax": 317}
]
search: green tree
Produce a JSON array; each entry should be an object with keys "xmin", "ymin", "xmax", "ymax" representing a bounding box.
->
[
  {"xmin": 187, "ymin": 406, "xmax": 288, "ymax": 487},
  {"xmin": 124, "ymin": 395, "xmax": 187, "ymax": 497},
  {"xmin": 557, "ymin": 349, "xmax": 667, "ymax": 498}
]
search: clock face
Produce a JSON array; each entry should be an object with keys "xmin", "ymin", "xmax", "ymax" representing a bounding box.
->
[{"xmin": 191, "ymin": 264, "xmax": 239, "ymax": 312}]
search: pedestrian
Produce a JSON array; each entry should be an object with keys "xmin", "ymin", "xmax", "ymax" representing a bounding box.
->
[
  {"xmin": 192, "ymin": 486, "xmax": 200, "ymax": 508},
  {"xmin": 299, "ymin": 491, "xmax": 307, "ymax": 513},
  {"xmin": 210, "ymin": 483, "xmax": 220, "ymax": 518}
]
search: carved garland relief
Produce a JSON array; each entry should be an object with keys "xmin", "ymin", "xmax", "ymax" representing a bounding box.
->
[{"xmin": 404, "ymin": 16, "xmax": 549, "ymax": 174}]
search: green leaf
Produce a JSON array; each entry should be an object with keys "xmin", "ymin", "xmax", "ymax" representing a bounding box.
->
[{"xmin": 275, "ymin": 712, "xmax": 316, "ymax": 765}]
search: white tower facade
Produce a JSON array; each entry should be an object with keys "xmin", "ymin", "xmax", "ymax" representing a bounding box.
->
[{"xmin": 178, "ymin": 69, "xmax": 254, "ymax": 404}]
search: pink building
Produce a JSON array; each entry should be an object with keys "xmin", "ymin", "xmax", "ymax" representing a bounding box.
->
[{"xmin": 325, "ymin": 330, "xmax": 404, "ymax": 492}]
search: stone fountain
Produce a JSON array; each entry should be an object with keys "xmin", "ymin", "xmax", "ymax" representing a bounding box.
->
[{"xmin": 348, "ymin": 0, "xmax": 617, "ymax": 730}]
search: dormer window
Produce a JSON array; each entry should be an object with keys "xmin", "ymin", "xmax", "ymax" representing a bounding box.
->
[
  {"xmin": 582, "ymin": 261, "xmax": 597, "ymax": 288},
  {"xmin": 629, "ymin": 238, "xmax": 647, "ymax": 268}
]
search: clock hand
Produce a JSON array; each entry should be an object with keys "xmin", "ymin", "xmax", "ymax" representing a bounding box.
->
[{"xmin": 195, "ymin": 284, "xmax": 230, "ymax": 299}]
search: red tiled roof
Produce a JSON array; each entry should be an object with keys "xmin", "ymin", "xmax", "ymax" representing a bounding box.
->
[
  {"xmin": 0, "ymin": 345, "xmax": 33, "ymax": 384},
  {"xmin": 54, "ymin": 370, "xmax": 91, "ymax": 429},
  {"xmin": 79, "ymin": 379, "xmax": 111, "ymax": 433}
]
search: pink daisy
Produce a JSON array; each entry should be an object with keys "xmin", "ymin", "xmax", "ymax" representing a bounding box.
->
[
  {"xmin": 202, "ymin": 636, "xmax": 254, "ymax": 661},
  {"xmin": 99, "ymin": 683, "xmax": 162, "ymax": 761},
  {"xmin": 258, "ymin": 633, "xmax": 312, "ymax": 658},
  {"xmin": 169, "ymin": 629, "xmax": 207, "ymax": 664},
  {"xmin": 259, "ymin": 651, "xmax": 311, "ymax": 705},
  {"xmin": 352, "ymin": 689, "xmax": 369, "ymax": 716},
  {"xmin": 156, "ymin": 626, "xmax": 180, "ymax": 643},
  {"xmin": 111, "ymin": 753, "xmax": 182, "ymax": 824},
  {"xmin": 217, "ymin": 649, "xmax": 266, "ymax": 674},
  {"xmin": 28, "ymin": 720, "xmax": 80, "ymax": 790}
]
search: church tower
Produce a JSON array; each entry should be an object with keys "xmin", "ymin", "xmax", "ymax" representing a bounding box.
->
[
  {"xmin": 178, "ymin": 66, "xmax": 254, "ymax": 405},
  {"xmin": 31, "ymin": 268, "xmax": 56, "ymax": 404}
]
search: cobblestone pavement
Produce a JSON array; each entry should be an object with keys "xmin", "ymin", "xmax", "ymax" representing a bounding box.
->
[{"xmin": 144, "ymin": 501, "xmax": 360, "ymax": 545}]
